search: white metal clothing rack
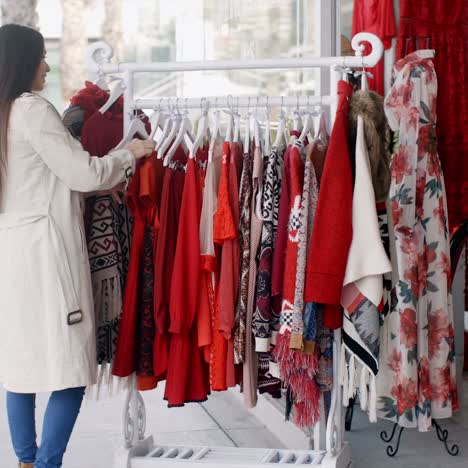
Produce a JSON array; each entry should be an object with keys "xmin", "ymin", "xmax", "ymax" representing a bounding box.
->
[{"xmin": 86, "ymin": 32, "xmax": 384, "ymax": 468}]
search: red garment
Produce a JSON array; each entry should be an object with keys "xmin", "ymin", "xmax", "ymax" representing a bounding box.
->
[
  {"xmin": 279, "ymin": 144, "xmax": 305, "ymax": 321},
  {"xmin": 113, "ymin": 163, "xmax": 147, "ymax": 377},
  {"xmin": 352, "ymin": 0, "xmax": 396, "ymax": 95},
  {"xmin": 153, "ymin": 149, "xmax": 186, "ymax": 381},
  {"xmin": 70, "ymin": 81, "xmax": 124, "ymax": 122},
  {"xmin": 271, "ymin": 132, "xmax": 301, "ymax": 306},
  {"xmin": 304, "ymin": 81, "xmax": 354, "ymax": 329},
  {"xmin": 113, "ymin": 153, "xmax": 162, "ymax": 380},
  {"xmin": 271, "ymin": 145, "xmax": 292, "ymax": 300},
  {"xmin": 136, "ymin": 154, "xmax": 161, "ymax": 391},
  {"xmin": 212, "ymin": 141, "xmax": 239, "ymax": 389},
  {"xmin": 396, "ymin": 1, "xmax": 468, "ymax": 229},
  {"xmin": 165, "ymin": 158, "xmax": 210, "ymax": 406}
]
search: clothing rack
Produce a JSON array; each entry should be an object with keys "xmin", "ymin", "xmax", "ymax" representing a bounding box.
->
[{"xmin": 86, "ymin": 32, "xmax": 384, "ymax": 468}]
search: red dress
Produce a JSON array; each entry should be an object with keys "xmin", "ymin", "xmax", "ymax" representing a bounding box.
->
[
  {"xmin": 164, "ymin": 158, "xmax": 210, "ymax": 406},
  {"xmin": 136, "ymin": 154, "xmax": 162, "ymax": 391},
  {"xmin": 113, "ymin": 163, "xmax": 147, "ymax": 378},
  {"xmin": 153, "ymin": 148, "xmax": 186, "ymax": 381},
  {"xmin": 213, "ymin": 141, "xmax": 241, "ymax": 389},
  {"xmin": 396, "ymin": 1, "xmax": 468, "ymax": 228},
  {"xmin": 113, "ymin": 152, "xmax": 161, "ymax": 381},
  {"xmin": 352, "ymin": 0, "xmax": 396, "ymax": 95}
]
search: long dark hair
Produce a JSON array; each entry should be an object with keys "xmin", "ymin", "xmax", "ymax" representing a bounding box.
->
[{"xmin": 0, "ymin": 24, "xmax": 44, "ymax": 173}]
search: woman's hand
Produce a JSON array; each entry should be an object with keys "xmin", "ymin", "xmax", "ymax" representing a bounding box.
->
[{"xmin": 125, "ymin": 138, "xmax": 155, "ymax": 159}]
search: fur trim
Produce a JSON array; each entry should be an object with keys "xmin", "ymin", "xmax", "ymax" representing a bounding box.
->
[{"xmin": 349, "ymin": 90, "xmax": 391, "ymax": 202}]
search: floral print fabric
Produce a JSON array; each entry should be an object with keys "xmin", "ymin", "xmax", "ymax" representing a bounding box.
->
[{"xmin": 377, "ymin": 50, "xmax": 457, "ymax": 431}]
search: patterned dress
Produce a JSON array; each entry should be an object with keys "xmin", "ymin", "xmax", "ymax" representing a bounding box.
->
[
  {"xmin": 234, "ymin": 145, "xmax": 252, "ymax": 364},
  {"xmin": 377, "ymin": 50, "xmax": 457, "ymax": 431},
  {"xmin": 254, "ymin": 146, "xmax": 285, "ymax": 396}
]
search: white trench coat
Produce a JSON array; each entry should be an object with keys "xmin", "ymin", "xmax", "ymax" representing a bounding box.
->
[{"xmin": 0, "ymin": 93, "xmax": 135, "ymax": 393}]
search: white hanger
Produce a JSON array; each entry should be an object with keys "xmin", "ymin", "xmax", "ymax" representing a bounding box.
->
[
  {"xmin": 94, "ymin": 70, "xmax": 108, "ymax": 91},
  {"xmin": 293, "ymin": 111, "xmax": 303, "ymax": 133},
  {"xmin": 264, "ymin": 99, "xmax": 271, "ymax": 155},
  {"xmin": 158, "ymin": 113, "xmax": 181, "ymax": 160},
  {"xmin": 208, "ymin": 108, "xmax": 221, "ymax": 163},
  {"xmin": 273, "ymin": 109, "xmax": 287, "ymax": 148},
  {"xmin": 253, "ymin": 115, "xmax": 262, "ymax": 149},
  {"xmin": 192, "ymin": 99, "xmax": 209, "ymax": 158},
  {"xmin": 243, "ymin": 105, "xmax": 251, "ymax": 153},
  {"xmin": 164, "ymin": 115, "xmax": 193, "ymax": 166},
  {"xmin": 315, "ymin": 109, "xmax": 329, "ymax": 144},
  {"xmin": 155, "ymin": 102, "xmax": 173, "ymax": 153},
  {"xmin": 298, "ymin": 108, "xmax": 314, "ymax": 145},
  {"xmin": 99, "ymin": 78, "xmax": 125, "ymax": 114},
  {"xmin": 114, "ymin": 115, "xmax": 150, "ymax": 151},
  {"xmin": 149, "ymin": 105, "xmax": 165, "ymax": 140},
  {"xmin": 233, "ymin": 111, "xmax": 241, "ymax": 144}
]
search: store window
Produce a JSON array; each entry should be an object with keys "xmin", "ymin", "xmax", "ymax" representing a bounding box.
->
[{"xmin": 31, "ymin": 0, "xmax": 340, "ymax": 111}]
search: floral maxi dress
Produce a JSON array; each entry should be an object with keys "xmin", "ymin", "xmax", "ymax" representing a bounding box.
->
[{"xmin": 377, "ymin": 50, "xmax": 457, "ymax": 432}]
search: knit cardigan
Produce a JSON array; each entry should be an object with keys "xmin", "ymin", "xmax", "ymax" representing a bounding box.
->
[{"xmin": 304, "ymin": 80, "xmax": 354, "ymax": 329}]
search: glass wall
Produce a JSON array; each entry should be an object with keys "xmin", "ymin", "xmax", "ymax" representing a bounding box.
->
[{"xmin": 34, "ymin": 0, "xmax": 328, "ymax": 111}]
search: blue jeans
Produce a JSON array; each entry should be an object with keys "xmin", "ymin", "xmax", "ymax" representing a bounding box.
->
[{"xmin": 6, "ymin": 387, "xmax": 85, "ymax": 468}]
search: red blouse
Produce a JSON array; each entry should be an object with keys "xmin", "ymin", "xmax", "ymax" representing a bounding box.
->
[{"xmin": 164, "ymin": 158, "xmax": 210, "ymax": 406}]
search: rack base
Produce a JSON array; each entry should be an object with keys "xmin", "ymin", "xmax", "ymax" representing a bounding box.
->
[{"xmin": 114, "ymin": 436, "xmax": 351, "ymax": 468}]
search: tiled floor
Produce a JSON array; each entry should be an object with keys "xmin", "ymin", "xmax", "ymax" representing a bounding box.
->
[{"xmin": 0, "ymin": 378, "xmax": 467, "ymax": 467}]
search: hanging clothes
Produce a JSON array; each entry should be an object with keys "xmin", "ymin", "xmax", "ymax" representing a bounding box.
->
[
  {"xmin": 340, "ymin": 101, "xmax": 392, "ymax": 421},
  {"xmin": 63, "ymin": 82, "xmax": 134, "ymax": 387},
  {"xmin": 254, "ymin": 145, "xmax": 285, "ymax": 351},
  {"xmin": 304, "ymin": 81, "xmax": 354, "ymax": 330},
  {"xmin": 352, "ymin": 0, "xmax": 396, "ymax": 95},
  {"xmin": 396, "ymin": 0, "xmax": 468, "ymax": 229},
  {"xmin": 213, "ymin": 141, "xmax": 241, "ymax": 389},
  {"xmin": 303, "ymin": 139, "xmax": 334, "ymax": 400},
  {"xmin": 273, "ymin": 141, "xmax": 321, "ymax": 428},
  {"xmin": 152, "ymin": 149, "xmax": 187, "ymax": 382},
  {"xmin": 135, "ymin": 154, "xmax": 161, "ymax": 391},
  {"xmin": 199, "ymin": 137, "xmax": 223, "ymax": 389},
  {"xmin": 243, "ymin": 144, "xmax": 264, "ymax": 408},
  {"xmin": 234, "ymin": 143, "xmax": 253, "ymax": 365},
  {"xmin": 165, "ymin": 157, "xmax": 210, "ymax": 406},
  {"xmin": 254, "ymin": 145, "xmax": 285, "ymax": 397},
  {"xmin": 112, "ymin": 155, "xmax": 157, "ymax": 380},
  {"xmin": 377, "ymin": 50, "xmax": 457, "ymax": 431}
]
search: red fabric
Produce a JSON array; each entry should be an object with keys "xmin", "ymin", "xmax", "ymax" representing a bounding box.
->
[
  {"xmin": 164, "ymin": 158, "xmax": 210, "ymax": 406},
  {"xmin": 70, "ymin": 81, "xmax": 124, "ymax": 122},
  {"xmin": 352, "ymin": 0, "xmax": 396, "ymax": 95},
  {"xmin": 271, "ymin": 145, "xmax": 292, "ymax": 301},
  {"xmin": 211, "ymin": 141, "xmax": 241, "ymax": 389},
  {"xmin": 135, "ymin": 154, "xmax": 162, "ymax": 391},
  {"xmin": 112, "ymin": 164, "xmax": 146, "ymax": 377},
  {"xmin": 152, "ymin": 148, "xmax": 186, "ymax": 381},
  {"xmin": 396, "ymin": 0, "xmax": 468, "ymax": 229},
  {"xmin": 280, "ymin": 145, "xmax": 305, "ymax": 312},
  {"xmin": 304, "ymin": 81, "xmax": 354, "ymax": 329}
]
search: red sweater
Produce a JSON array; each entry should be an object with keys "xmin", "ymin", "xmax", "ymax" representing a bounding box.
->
[{"xmin": 303, "ymin": 80, "xmax": 353, "ymax": 329}]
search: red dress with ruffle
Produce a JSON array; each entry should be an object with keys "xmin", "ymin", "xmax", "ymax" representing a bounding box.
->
[
  {"xmin": 396, "ymin": 0, "xmax": 468, "ymax": 228},
  {"xmin": 153, "ymin": 148, "xmax": 186, "ymax": 382},
  {"xmin": 164, "ymin": 157, "xmax": 210, "ymax": 406}
]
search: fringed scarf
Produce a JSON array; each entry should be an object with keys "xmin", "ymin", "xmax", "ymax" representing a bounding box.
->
[
  {"xmin": 273, "ymin": 142, "xmax": 321, "ymax": 428},
  {"xmin": 340, "ymin": 114, "xmax": 391, "ymax": 422}
]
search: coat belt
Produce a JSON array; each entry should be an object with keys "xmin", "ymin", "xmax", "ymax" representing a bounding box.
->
[{"xmin": 0, "ymin": 211, "xmax": 81, "ymax": 314}]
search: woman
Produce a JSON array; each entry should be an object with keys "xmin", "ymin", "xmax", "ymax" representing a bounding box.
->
[{"xmin": 0, "ymin": 24, "xmax": 155, "ymax": 468}]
